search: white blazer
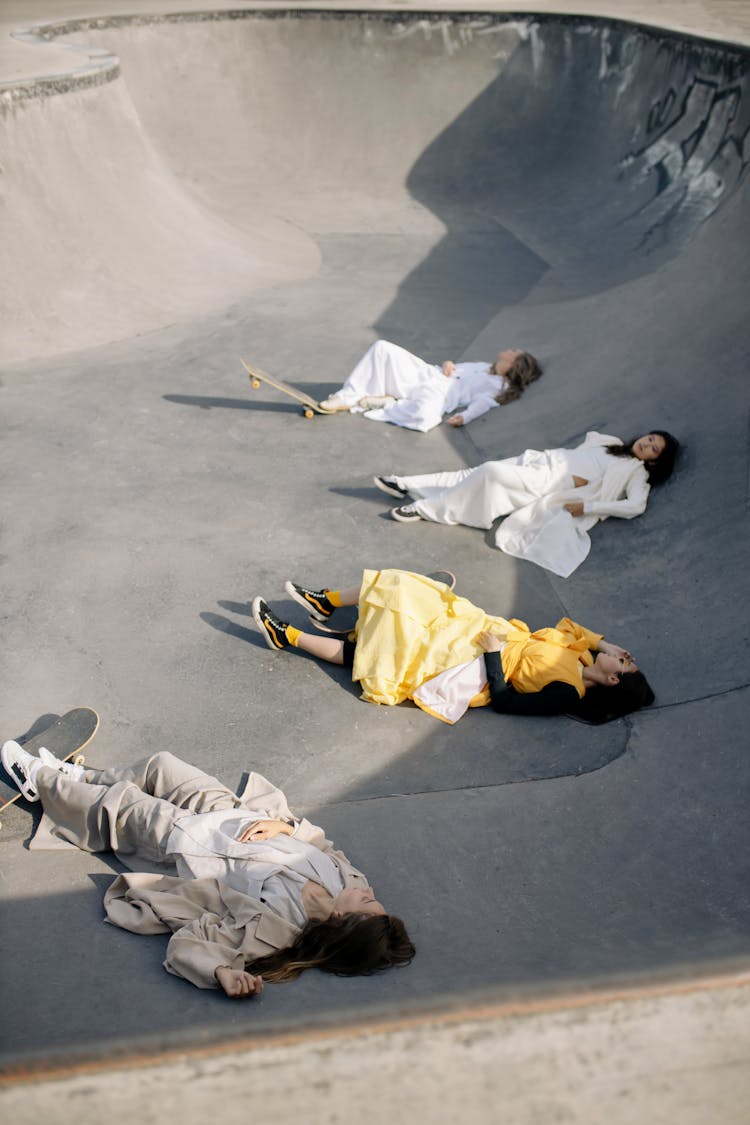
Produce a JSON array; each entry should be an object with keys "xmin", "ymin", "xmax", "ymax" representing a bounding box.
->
[{"xmin": 495, "ymin": 432, "xmax": 651, "ymax": 577}]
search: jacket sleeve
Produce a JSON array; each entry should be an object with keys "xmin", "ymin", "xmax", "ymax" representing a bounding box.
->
[
  {"xmin": 458, "ymin": 393, "xmax": 500, "ymax": 425},
  {"xmin": 164, "ymin": 911, "xmax": 248, "ymax": 989},
  {"xmin": 583, "ymin": 469, "xmax": 651, "ymax": 520},
  {"xmin": 484, "ymin": 651, "xmax": 580, "ymax": 716}
]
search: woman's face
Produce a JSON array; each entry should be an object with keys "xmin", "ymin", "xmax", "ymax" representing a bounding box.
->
[
  {"xmin": 492, "ymin": 348, "xmax": 522, "ymax": 376},
  {"xmin": 595, "ymin": 652, "xmax": 639, "ymax": 684},
  {"xmin": 333, "ymin": 885, "xmax": 386, "ymax": 918},
  {"xmin": 632, "ymin": 433, "xmax": 666, "ymax": 462}
]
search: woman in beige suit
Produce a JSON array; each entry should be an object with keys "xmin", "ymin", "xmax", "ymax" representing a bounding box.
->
[{"xmin": 1, "ymin": 741, "xmax": 414, "ymax": 998}]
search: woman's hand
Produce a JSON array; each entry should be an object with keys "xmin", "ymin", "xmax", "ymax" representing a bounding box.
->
[
  {"xmin": 476, "ymin": 630, "xmax": 502, "ymax": 653},
  {"xmin": 215, "ymin": 966, "xmax": 264, "ymax": 999},
  {"xmin": 563, "ymin": 501, "xmax": 584, "ymax": 517},
  {"xmin": 237, "ymin": 818, "xmax": 293, "ymax": 843},
  {"xmin": 442, "ymin": 361, "xmax": 456, "ymax": 377},
  {"xmin": 447, "ymin": 414, "xmax": 464, "ymax": 427},
  {"xmin": 598, "ymin": 640, "xmax": 632, "ymax": 661}
]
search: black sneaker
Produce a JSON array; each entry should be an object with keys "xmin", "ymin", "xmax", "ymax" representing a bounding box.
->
[
  {"xmin": 391, "ymin": 504, "xmax": 422, "ymax": 523},
  {"xmin": 373, "ymin": 475, "xmax": 411, "ymax": 500},
  {"xmin": 252, "ymin": 597, "xmax": 292, "ymax": 650},
  {"xmin": 284, "ymin": 580, "xmax": 334, "ymax": 622}
]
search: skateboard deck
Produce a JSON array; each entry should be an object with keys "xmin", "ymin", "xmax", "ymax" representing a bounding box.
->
[
  {"xmin": 310, "ymin": 571, "xmax": 457, "ymax": 633},
  {"xmin": 241, "ymin": 358, "xmax": 338, "ymax": 418},
  {"xmin": 0, "ymin": 707, "xmax": 99, "ymax": 829}
]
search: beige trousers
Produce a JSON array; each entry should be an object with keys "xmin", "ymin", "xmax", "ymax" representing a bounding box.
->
[{"xmin": 35, "ymin": 752, "xmax": 243, "ymax": 866}]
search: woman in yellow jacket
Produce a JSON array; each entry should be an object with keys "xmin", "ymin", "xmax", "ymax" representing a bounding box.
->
[{"xmin": 252, "ymin": 569, "xmax": 654, "ymax": 725}]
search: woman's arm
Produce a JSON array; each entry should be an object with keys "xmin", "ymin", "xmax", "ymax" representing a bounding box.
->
[
  {"xmin": 582, "ymin": 469, "xmax": 651, "ymax": 520},
  {"xmin": 449, "ymin": 393, "xmax": 500, "ymax": 427},
  {"xmin": 484, "ymin": 651, "xmax": 579, "ymax": 716}
]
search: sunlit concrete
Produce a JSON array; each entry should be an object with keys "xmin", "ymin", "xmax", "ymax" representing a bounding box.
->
[{"xmin": 0, "ymin": 4, "xmax": 748, "ymax": 1102}]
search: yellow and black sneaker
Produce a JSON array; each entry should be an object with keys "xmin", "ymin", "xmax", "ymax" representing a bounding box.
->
[
  {"xmin": 284, "ymin": 580, "xmax": 335, "ymax": 622},
  {"xmin": 252, "ymin": 597, "xmax": 292, "ymax": 650}
]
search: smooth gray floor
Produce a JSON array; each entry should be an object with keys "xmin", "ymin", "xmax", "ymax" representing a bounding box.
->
[{"xmin": 0, "ymin": 11, "xmax": 748, "ymax": 1072}]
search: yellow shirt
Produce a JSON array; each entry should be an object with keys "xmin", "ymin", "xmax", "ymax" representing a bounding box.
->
[{"xmin": 500, "ymin": 618, "xmax": 603, "ymax": 698}]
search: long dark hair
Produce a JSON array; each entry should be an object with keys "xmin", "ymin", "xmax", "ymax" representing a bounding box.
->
[
  {"xmin": 569, "ymin": 670, "xmax": 655, "ymax": 725},
  {"xmin": 606, "ymin": 431, "xmax": 680, "ymax": 485},
  {"xmin": 496, "ymin": 352, "xmax": 543, "ymax": 405},
  {"xmin": 246, "ymin": 913, "xmax": 415, "ymax": 983}
]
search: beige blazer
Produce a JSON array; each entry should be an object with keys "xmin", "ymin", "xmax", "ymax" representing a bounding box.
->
[{"xmin": 101, "ymin": 772, "xmax": 368, "ymax": 989}]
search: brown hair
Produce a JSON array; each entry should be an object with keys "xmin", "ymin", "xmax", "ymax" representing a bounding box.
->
[
  {"xmin": 496, "ymin": 351, "xmax": 543, "ymax": 405},
  {"xmin": 246, "ymin": 913, "xmax": 415, "ymax": 983}
]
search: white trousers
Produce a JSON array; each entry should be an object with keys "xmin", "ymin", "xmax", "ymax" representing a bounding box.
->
[
  {"xmin": 397, "ymin": 454, "xmax": 571, "ymax": 527},
  {"xmin": 337, "ymin": 339, "xmax": 448, "ymax": 432}
]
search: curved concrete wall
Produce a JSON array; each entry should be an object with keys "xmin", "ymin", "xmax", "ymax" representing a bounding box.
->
[{"xmin": 2, "ymin": 11, "xmax": 747, "ymax": 362}]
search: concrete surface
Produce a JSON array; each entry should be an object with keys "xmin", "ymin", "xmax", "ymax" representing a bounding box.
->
[
  {"xmin": 0, "ymin": 2, "xmax": 749, "ymax": 1104},
  {"xmin": 2, "ymin": 977, "xmax": 750, "ymax": 1124}
]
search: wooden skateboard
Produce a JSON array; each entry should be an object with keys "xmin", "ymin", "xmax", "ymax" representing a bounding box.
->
[
  {"xmin": 241, "ymin": 358, "xmax": 339, "ymax": 418},
  {"xmin": 0, "ymin": 707, "xmax": 99, "ymax": 830},
  {"xmin": 310, "ymin": 571, "xmax": 457, "ymax": 634}
]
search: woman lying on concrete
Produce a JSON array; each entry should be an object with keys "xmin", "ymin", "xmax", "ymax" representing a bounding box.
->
[
  {"xmin": 374, "ymin": 430, "xmax": 680, "ymax": 577},
  {"xmin": 0, "ymin": 745, "xmax": 415, "ymax": 998},
  {"xmin": 253, "ymin": 569, "xmax": 654, "ymax": 725},
  {"xmin": 319, "ymin": 338, "xmax": 542, "ymax": 432}
]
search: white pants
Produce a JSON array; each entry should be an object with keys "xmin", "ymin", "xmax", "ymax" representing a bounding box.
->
[
  {"xmin": 397, "ymin": 453, "xmax": 571, "ymax": 527},
  {"xmin": 337, "ymin": 340, "xmax": 448, "ymax": 432}
]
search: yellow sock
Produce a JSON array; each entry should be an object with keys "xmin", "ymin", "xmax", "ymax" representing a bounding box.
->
[
  {"xmin": 287, "ymin": 625, "xmax": 302, "ymax": 647},
  {"xmin": 326, "ymin": 589, "xmax": 343, "ymax": 607}
]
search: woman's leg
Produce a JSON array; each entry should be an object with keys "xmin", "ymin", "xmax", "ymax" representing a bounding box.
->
[
  {"xmin": 34, "ymin": 753, "xmax": 243, "ymax": 862},
  {"xmin": 329, "ymin": 340, "xmax": 434, "ymax": 406},
  {"xmin": 400, "ymin": 458, "xmax": 539, "ymax": 528},
  {"xmin": 364, "ymin": 380, "xmax": 448, "ymax": 433},
  {"xmin": 86, "ymin": 752, "xmax": 241, "ymax": 812},
  {"xmin": 254, "ymin": 597, "xmax": 348, "ymax": 663}
]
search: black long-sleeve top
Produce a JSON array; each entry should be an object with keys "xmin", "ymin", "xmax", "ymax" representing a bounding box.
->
[{"xmin": 483, "ymin": 650, "xmax": 580, "ymax": 716}]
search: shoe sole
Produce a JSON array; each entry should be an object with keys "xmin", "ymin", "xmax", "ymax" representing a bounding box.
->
[
  {"xmin": 284, "ymin": 580, "xmax": 331, "ymax": 622},
  {"xmin": 390, "ymin": 508, "xmax": 422, "ymax": 523},
  {"xmin": 373, "ymin": 476, "xmax": 410, "ymax": 500},
  {"xmin": 251, "ymin": 597, "xmax": 287, "ymax": 650}
]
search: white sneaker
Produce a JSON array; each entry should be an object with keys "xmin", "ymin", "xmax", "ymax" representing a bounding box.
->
[
  {"xmin": 1, "ymin": 740, "xmax": 41, "ymax": 802},
  {"xmin": 359, "ymin": 395, "xmax": 396, "ymax": 410},
  {"xmin": 319, "ymin": 394, "xmax": 352, "ymax": 412},
  {"xmin": 38, "ymin": 746, "xmax": 85, "ymax": 781}
]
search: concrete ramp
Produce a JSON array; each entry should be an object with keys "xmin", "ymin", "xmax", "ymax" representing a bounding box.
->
[{"xmin": 0, "ymin": 10, "xmax": 748, "ymax": 1074}]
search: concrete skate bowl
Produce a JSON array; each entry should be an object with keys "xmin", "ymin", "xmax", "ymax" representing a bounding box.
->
[{"xmin": 1, "ymin": 10, "xmax": 749, "ymax": 1074}]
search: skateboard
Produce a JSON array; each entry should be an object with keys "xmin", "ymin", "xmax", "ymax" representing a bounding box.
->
[
  {"xmin": 241, "ymin": 358, "xmax": 338, "ymax": 419},
  {"xmin": 309, "ymin": 571, "xmax": 457, "ymax": 634},
  {"xmin": 0, "ymin": 707, "xmax": 99, "ymax": 830}
]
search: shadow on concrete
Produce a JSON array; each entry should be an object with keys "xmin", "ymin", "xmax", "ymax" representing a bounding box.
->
[{"xmin": 0, "ymin": 10, "xmax": 748, "ymax": 1075}]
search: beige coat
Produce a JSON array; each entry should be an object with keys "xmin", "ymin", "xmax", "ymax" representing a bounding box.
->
[{"xmin": 33, "ymin": 763, "xmax": 368, "ymax": 990}]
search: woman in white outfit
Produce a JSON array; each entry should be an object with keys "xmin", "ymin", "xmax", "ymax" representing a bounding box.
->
[
  {"xmin": 320, "ymin": 339, "xmax": 542, "ymax": 433},
  {"xmin": 376, "ymin": 430, "xmax": 679, "ymax": 577}
]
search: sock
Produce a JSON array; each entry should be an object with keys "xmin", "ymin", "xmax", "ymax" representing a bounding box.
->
[
  {"xmin": 326, "ymin": 589, "xmax": 343, "ymax": 607},
  {"xmin": 287, "ymin": 625, "xmax": 302, "ymax": 647}
]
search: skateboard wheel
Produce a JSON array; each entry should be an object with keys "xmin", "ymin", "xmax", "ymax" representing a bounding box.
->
[
  {"xmin": 304, "ymin": 408, "xmax": 314, "ymax": 419},
  {"xmin": 251, "ymin": 379, "xmax": 261, "ymax": 390},
  {"xmin": 74, "ymin": 754, "xmax": 85, "ymax": 766}
]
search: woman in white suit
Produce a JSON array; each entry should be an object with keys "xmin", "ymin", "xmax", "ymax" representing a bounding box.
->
[
  {"xmin": 376, "ymin": 430, "xmax": 680, "ymax": 577},
  {"xmin": 320, "ymin": 338, "xmax": 542, "ymax": 432}
]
